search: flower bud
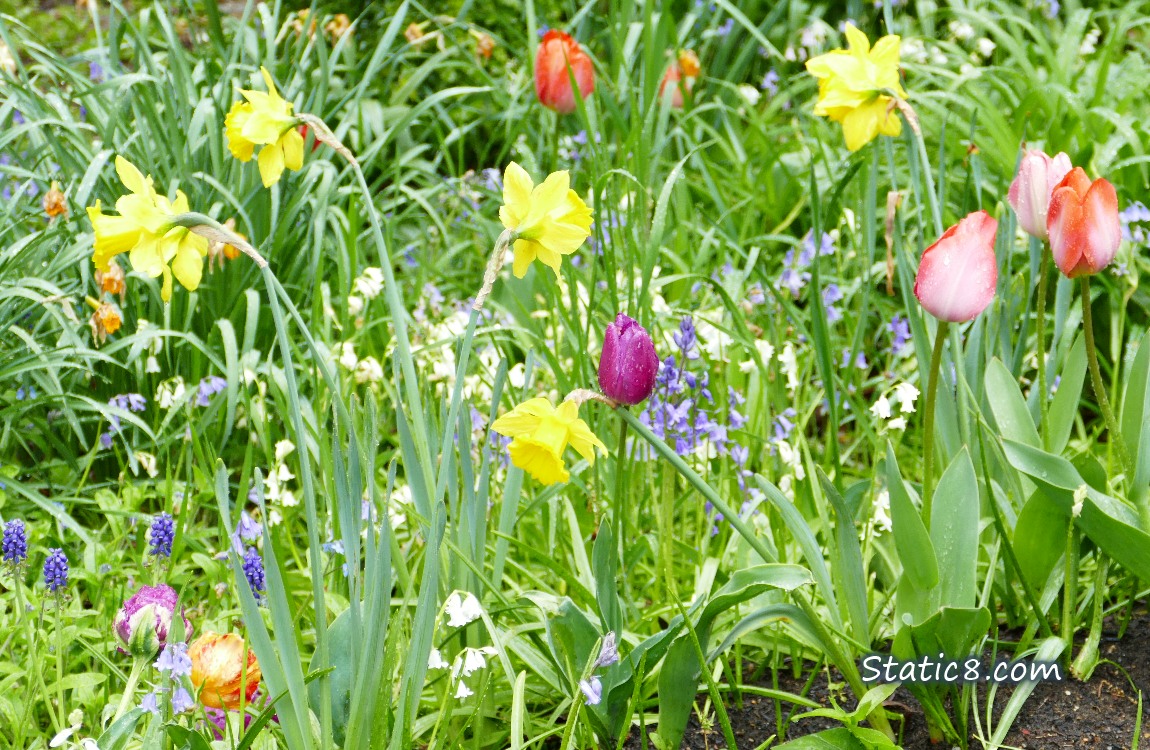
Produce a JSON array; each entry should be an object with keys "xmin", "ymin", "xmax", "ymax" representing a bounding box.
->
[
  {"xmin": 913, "ymin": 210, "xmax": 998, "ymax": 322},
  {"xmin": 598, "ymin": 314, "xmax": 659, "ymax": 405},
  {"xmin": 114, "ymin": 584, "xmax": 190, "ymax": 658},
  {"xmin": 1007, "ymin": 149, "xmax": 1072, "ymax": 241}
]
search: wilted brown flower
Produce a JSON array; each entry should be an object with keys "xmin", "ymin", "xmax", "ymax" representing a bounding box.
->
[
  {"xmin": 326, "ymin": 14, "xmax": 351, "ymax": 40},
  {"xmin": 96, "ymin": 258, "xmax": 126, "ymax": 297},
  {"xmin": 475, "ymin": 32, "xmax": 495, "ymax": 60},
  {"xmin": 405, "ymin": 22, "xmax": 424, "ymax": 44},
  {"xmin": 43, "ymin": 181, "xmax": 67, "ymax": 218},
  {"xmin": 292, "ymin": 10, "xmax": 317, "ymax": 38},
  {"xmin": 207, "ymin": 218, "xmax": 245, "ymax": 271},
  {"xmin": 90, "ymin": 302, "xmax": 122, "ymax": 345}
]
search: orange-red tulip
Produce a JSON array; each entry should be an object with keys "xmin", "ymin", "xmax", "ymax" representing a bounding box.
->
[
  {"xmin": 535, "ymin": 30, "xmax": 594, "ymax": 114},
  {"xmin": 658, "ymin": 50, "xmax": 700, "ymax": 108},
  {"xmin": 913, "ymin": 210, "xmax": 998, "ymax": 322},
  {"xmin": 1047, "ymin": 167, "xmax": 1121, "ymax": 278},
  {"xmin": 189, "ymin": 632, "xmax": 262, "ymax": 710}
]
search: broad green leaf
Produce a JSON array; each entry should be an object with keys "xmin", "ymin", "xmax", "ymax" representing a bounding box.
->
[
  {"xmin": 96, "ymin": 708, "xmax": 146, "ymax": 750},
  {"xmin": 819, "ymin": 469, "xmax": 871, "ymax": 646},
  {"xmin": 1048, "ymin": 334, "xmax": 1086, "ymax": 453},
  {"xmin": 885, "ymin": 444, "xmax": 938, "ymax": 591},
  {"xmin": 1014, "ymin": 492, "xmax": 1070, "ymax": 592},
  {"xmin": 1003, "ymin": 440, "xmax": 1150, "ymax": 581},
  {"xmin": 930, "ymin": 449, "xmax": 979, "ymax": 609},
  {"xmin": 592, "ymin": 519, "xmax": 623, "ymax": 635},
  {"xmin": 1122, "ymin": 332, "xmax": 1150, "ymax": 509},
  {"xmin": 892, "ymin": 606, "xmax": 992, "ymax": 661},
  {"xmin": 985, "ymin": 358, "xmax": 1040, "ymax": 448}
]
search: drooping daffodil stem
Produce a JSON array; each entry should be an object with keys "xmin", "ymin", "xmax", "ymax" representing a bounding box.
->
[
  {"xmin": 921, "ymin": 320, "xmax": 949, "ymax": 528},
  {"xmin": 1079, "ymin": 277, "xmax": 1132, "ymax": 477},
  {"xmin": 1035, "ymin": 244, "xmax": 1050, "ymax": 450},
  {"xmin": 172, "ymin": 212, "xmax": 267, "ymax": 269},
  {"xmin": 112, "ymin": 656, "xmax": 148, "ymax": 723},
  {"xmin": 611, "ymin": 406, "xmax": 896, "ymax": 740}
]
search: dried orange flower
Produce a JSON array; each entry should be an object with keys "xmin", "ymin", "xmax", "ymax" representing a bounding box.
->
[
  {"xmin": 326, "ymin": 13, "xmax": 351, "ymax": 40},
  {"xmin": 207, "ymin": 218, "xmax": 245, "ymax": 271},
  {"xmin": 475, "ymin": 32, "xmax": 495, "ymax": 59},
  {"xmin": 42, "ymin": 181, "xmax": 68, "ymax": 218},
  {"xmin": 405, "ymin": 22, "xmax": 424, "ymax": 44},
  {"xmin": 677, "ymin": 49, "xmax": 700, "ymax": 78},
  {"xmin": 292, "ymin": 10, "xmax": 317, "ymax": 38},
  {"xmin": 90, "ymin": 302, "xmax": 122, "ymax": 344},
  {"xmin": 97, "ymin": 258, "xmax": 126, "ymax": 297}
]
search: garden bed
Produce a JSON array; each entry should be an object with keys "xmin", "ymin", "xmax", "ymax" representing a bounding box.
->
[{"xmin": 643, "ymin": 614, "xmax": 1150, "ymax": 749}]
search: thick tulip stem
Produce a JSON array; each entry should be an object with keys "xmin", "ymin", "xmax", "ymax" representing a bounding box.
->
[
  {"xmin": 1035, "ymin": 247, "xmax": 1050, "ymax": 449},
  {"xmin": 922, "ymin": 320, "xmax": 949, "ymax": 526},
  {"xmin": 1079, "ymin": 277, "xmax": 1131, "ymax": 476}
]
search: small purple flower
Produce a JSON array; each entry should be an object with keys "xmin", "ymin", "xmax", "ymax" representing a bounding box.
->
[
  {"xmin": 89, "ymin": 61, "xmax": 105, "ymax": 82},
  {"xmin": 140, "ymin": 691, "xmax": 160, "ymax": 715},
  {"xmin": 156, "ymin": 642, "xmax": 193, "ymax": 677},
  {"xmin": 822, "ymin": 284, "xmax": 843, "ymax": 322},
  {"xmin": 887, "ymin": 314, "xmax": 911, "ymax": 357},
  {"xmin": 237, "ymin": 511, "xmax": 262, "ymax": 542},
  {"xmin": 2, "ymin": 519, "xmax": 27, "ymax": 565},
  {"xmin": 43, "ymin": 548, "xmax": 68, "ymax": 593},
  {"xmin": 149, "ymin": 513, "xmax": 175, "ymax": 558},
  {"xmin": 761, "ymin": 69, "xmax": 779, "ymax": 96},
  {"xmin": 242, "ymin": 546, "xmax": 267, "ymax": 602},
  {"xmin": 599, "ymin": 314, "xmax": 660, "ymax": 405},
  {"xmin": 673, "ymin": 317, "xmax": 699, "ymax": 360},
  {"xmin": 195, "ymin": 376, "xmax": 227, "ymax": 407},
  {"xmin": 716, "ymin": 18, "xmax": 734, "ymax": 36},
  {"xmin": 171, "ymin": 686, "xmax": 195, "ymax": 714},
  {"xmin": 594, "ymin": 632, "xmax": 619, "ymax": 668},
  {"xmin": 12, "ymin": 111, "xmax": 24, "ymax": 125},
  {"xmin": 579, "ymin": 676, "xmax": 603, "ymax": 705},
  {"xmin": 537, "ymin": 24, "xmax": 550, "ymax": 37}
]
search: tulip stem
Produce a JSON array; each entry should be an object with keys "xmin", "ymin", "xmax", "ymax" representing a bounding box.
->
[
  {"xmin": 614, "ymin": 418, "xmax": 629, "ymax": 581},
  {"xmin": 922, "ymin": 320, "xmax": 949, "ymax": 526},
  {"xmin": 112, "ymin": 656, "xmax": 147, "ymax": 723},
  {"xmin": 1080, "ymin": 277, "xmax": 1132, "ymax": 477},
  {"xmin": 1035, "ymin": 246, "xmax": 1050, "ymax": 450}
]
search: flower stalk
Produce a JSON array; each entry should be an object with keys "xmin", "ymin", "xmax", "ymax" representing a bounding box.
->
[
  {"xmin": 921, "ymin": 320, "xmax": 949, "ymax": 525},
  {"xmin": 1079, "ymin": 277, "xmax": 1132, "ymax": 477}
]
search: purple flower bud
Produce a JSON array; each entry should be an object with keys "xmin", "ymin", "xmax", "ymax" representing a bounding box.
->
[
  {"xmin": 114, "ymin": 584, "xmax": 191, "ymax": 655},
  {"xmin": 598, "ymin": 314, "xmax": 659, "ymax": 405}
]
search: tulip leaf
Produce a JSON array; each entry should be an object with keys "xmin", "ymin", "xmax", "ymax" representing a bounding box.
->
[
  {"xmin": 1013, "ymin": 492, "xmax": 1070, "ymax": 593},
  {"xmin": 985, "ymin": 358, "xmax": 1040, "ymax": 448},
  {"xmin": 1121, "ymin": 332, "xmax": 1150, "ymax": 510},
  {"xmin": 1003, "ymin": 440, "xmax": 1150, "ymax": 581},
  {"xmin": 885, "ymin": 444, "xmax": 938, "ymax": 592},
  {"xmin": 1048, "ymin": 334, "xmax": 1086, "ymax": 454},
  {"xmin": 930, "ymin": 449, "xmax": 979, "ymax": 610}
]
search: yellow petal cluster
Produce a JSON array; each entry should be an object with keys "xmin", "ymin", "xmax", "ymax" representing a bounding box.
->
[
  {"xmin": 498, "ymin": 162, "xmax": 593, "ymax": 278},
  {"xmin": 225, "ymin": 67, "xmax": 305, "ymax": 187},
  {"xmin": 86, "ymin": 157, "xmax": 208, "ymax": 302},
  {"xmin": 805, "ymin": 24, "xmax": 907, "ymax": 151},
  {"xmin": 491, "ymin": 397, "xmax": 607, "ymax": 485}
]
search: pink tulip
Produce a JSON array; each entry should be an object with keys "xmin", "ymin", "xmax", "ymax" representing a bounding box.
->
[
  {"xmin": 534, "ymin": 31, "xmax": 595, "ymax": 114},
  {"xmin": 1007, "ymin": 150, "xmax": 1072, "ymax": 241},
  {"xmin": 1047, "ymin": 168, "xmax": 1121, "ymax": 278},
  {"xmin": 914, "ymin": 210, "xmax": 999, "ymax": 322}
]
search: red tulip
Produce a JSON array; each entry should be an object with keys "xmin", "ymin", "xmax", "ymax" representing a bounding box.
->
[
  {"xmin": 535, "ymin": 30, "xmax": 594, "ymax": 114},
  {"xmin": 1007, "ymin": 149, "xmax": 1072, "ymax": 241},
  {"xmin": 913, "ymin": 210, "xmax": 999, "ymax": 322},
  {"xmin": 659, "ymin": 50, "xmax": 700, "ymax": 108},
  {"xmin": 1047, "ymin": 168, "xmax": 1121, "ymax": 278}
]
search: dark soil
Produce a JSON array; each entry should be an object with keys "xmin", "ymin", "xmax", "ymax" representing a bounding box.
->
[{"xmin": 627, "ymin": 615, "xmax": 1150, "ymax": 749}]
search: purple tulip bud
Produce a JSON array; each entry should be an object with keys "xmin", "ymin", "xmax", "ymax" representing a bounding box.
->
[
  {"xmin": 598, "ymin": 314, "xmax": 659, "ymax": 405},
  {"xmin": 114, "ymin": 584, "xmax": 192, "ymax": 656}
]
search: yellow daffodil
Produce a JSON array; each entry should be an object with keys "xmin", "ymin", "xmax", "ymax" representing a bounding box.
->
[
  {"xmin": 86, "ymin": 157, "xmax": 208, "ymax": 302},
  {"xmin": 805, "ymin": 24, "xmax": 907, "ymax": 152},
  {"xmin": 498, "ymin": 162, "xmax": 593, "ymax": 278},
  {"xmin": 492, "ymin": 397, "xmax": 607, "ymax": 485},
  {"xmin": 225, "ymin": 67, "xmax": 305, "ymax": 187}
]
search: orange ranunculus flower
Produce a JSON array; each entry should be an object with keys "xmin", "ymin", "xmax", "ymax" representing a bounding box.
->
[
  {"xmin": 535, "ymin": 30, "xmax": 594, "ymax": 114},
  {"xmin": 189, "ymin": 632, "xmax": 262, "ymax": 710}
]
